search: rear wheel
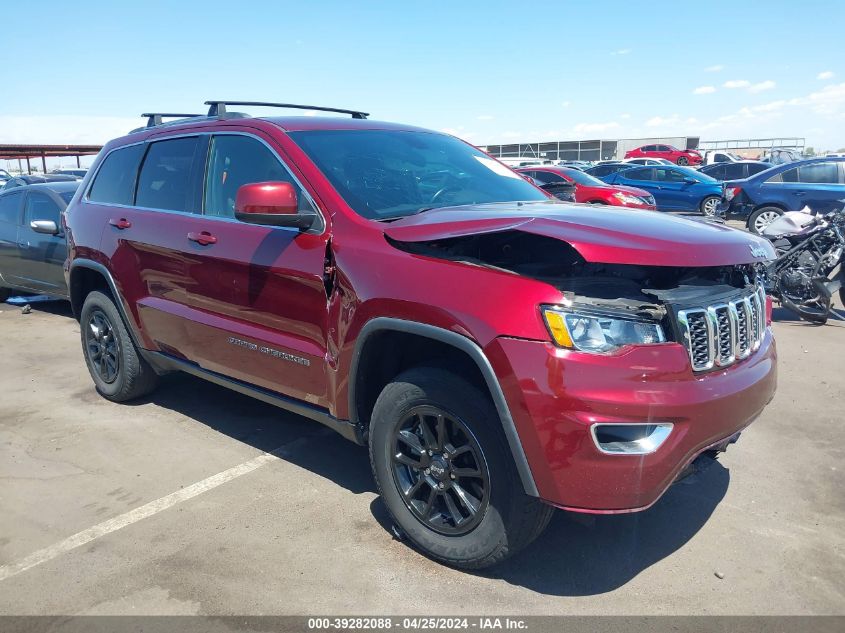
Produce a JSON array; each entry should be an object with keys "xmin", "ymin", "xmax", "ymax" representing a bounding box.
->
[
  {"xmin": 700, "ymin": 195, "xmax": 720, "ymax": 217},
  {"xmin": 0, "ymin": 287, "xmax": 9, "ymax": 302},
  {"xmin": 80, "ymin": 291, "xmax": 158, "ymax": 402},
  {"xmin": 748, "ymin": 206, "xmax": 784, "ymax": 235},
  {"xmin": 676, "ymin": 156, "xmax": 689, "ymax": 166},
  {"xmin": 369, "ymin": 367, "xmax": 553, "ymax": 569}
]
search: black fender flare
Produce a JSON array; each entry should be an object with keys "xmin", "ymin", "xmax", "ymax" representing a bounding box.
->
[
  {"xmin": 68, "ymin": 258, "xmax": 144, "ymax": 350},
  {"xmin": 349, "ymin": 317, "xmax": 540, "ymax": 497}
]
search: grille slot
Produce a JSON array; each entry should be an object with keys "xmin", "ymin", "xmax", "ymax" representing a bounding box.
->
[{"xmin": 678, "ymin": 288, "xmax": 766, "ymax": 372}]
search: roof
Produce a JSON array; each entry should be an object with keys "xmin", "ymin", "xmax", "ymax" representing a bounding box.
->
[{"xmin": 0, "ymin": 180, "xmax": 80, "ymax": 196}]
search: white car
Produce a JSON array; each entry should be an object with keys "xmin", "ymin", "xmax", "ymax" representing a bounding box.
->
[{"xmin": 621, "ymin": 157, "xmax": 675, "ymax": 166}]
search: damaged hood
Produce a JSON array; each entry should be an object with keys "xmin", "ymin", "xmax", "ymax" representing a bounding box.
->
[{"xmin": 383, "ymin": 202, "xmax": 775, "ymax": 267}]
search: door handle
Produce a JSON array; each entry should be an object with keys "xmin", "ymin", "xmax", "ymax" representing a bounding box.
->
[
  {"xmin": 109, "ymin": 218, "xmax": 132, "ymax": 230},
  {"xmin": 187, "ymin": 231, "xmax": 217, "ymax": 246},
  {"xmin": 794, "ymin": 191, "xmax": 806, "ymax": 196}
]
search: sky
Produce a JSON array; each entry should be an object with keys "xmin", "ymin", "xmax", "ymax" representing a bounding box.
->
[{"xmin": 2, "ymin": 0, "xmax": 845, "ymax": 168}]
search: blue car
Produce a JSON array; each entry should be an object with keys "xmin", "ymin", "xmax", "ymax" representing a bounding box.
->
[
  {"xmin": 723, "ymin": 157, "xmax": 845, "ymax": 234},
  {"xmin": 600, "ymin": 165, "xmax": 724, "ymax": 215}
]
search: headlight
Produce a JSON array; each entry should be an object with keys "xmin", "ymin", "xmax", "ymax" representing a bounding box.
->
[
  {"xmin": 542, "ymin": 307, "xmax": 665, "ymax": 353},
  {"xmin": 612, "ymin": 192, "xmax": 647, "ymax": 206}
]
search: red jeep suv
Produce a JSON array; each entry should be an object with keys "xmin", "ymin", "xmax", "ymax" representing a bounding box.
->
[
  {"xmin": 63, "ymin": 101, "xmax": 777, "ymax": 569},
  {"xmin": 625, "ymin": 144, "xmax": 703, "ymax": 166}
]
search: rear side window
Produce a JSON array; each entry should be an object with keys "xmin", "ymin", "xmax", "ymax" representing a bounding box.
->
[
  {"xmin": 89, "ymin": 144, "xmax": 145, "ymax": 205},
  {"xmin": 532, "ymin": 171, "xmax": 565, "ymax": 184},
  {"xmin": 623, "ymin": 167, "xmax": 653, "ymax": 180},
  {"xmin": 25, "ymin": 193, "xmax": 61, "ymax": 225},
  {"xmin": 136, "ymin": 137, "xmax": 202, "ymax": 212},
  {"xmin": 724, "ymin": 164, "xmax": 745, "ymax": 179},
  {"xmin": 655, "ymin": 168, "xmax": 686, "ymax": 182},
  {"xmin": 0, "ymin": 191, "xmax": 23, "ymax": 223},
  {"xmin": 706, "ymin": 165, "xmax": 726, "ymax": 180},
  {"xmin": 203, "ymin": 135, "xmax": 311, "ymax": 218},
  {"xmin": 798, "ymin": 162, "xmax": 840, "ymax": 184}
]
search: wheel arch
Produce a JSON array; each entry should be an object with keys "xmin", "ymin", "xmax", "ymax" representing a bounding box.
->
[
  {"xmin": 68, "ymin": 259, "xmax": 143, "ymax": 348},
  {"xmin": 349, "ymin": 317, "xmax": 539, "ymax": 497}
]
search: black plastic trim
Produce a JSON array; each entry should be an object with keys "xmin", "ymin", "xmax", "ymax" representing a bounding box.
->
[
  {"xmin": 149, "ymin": 352, "xmax": 359, "ymax": 443},
  {"xmin": 349, "ymin": 317, "xmax": 540, "ymax": 497}
]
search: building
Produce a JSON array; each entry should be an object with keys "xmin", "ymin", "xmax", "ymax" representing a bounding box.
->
[{"xmin": 481, "ymin": 136, "xmax": 805, "ymax": 162}]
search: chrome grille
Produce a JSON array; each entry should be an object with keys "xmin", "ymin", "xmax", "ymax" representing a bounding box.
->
[{"xmin": 677, "ymin": 287, "xmax": 766, "ymax": 372}]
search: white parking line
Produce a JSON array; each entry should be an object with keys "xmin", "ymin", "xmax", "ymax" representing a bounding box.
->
[{"xmin": 0, "ymin": 442, "xmax": 302, "ymax": 582}]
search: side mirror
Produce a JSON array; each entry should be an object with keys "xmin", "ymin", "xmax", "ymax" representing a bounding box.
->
[
  {"xmin": 683, "ymin": 178, "xmax": 697, "ymax": 185},
  {"xmin": 234, "ymin": 182, "xmax": 317, "ymax": 230},
  {"xmin": 30, "ymin": 220, "xmax": 59, "ymax": 235}
]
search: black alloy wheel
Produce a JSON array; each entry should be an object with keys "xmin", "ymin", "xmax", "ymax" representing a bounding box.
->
[
  {"xmin": 85, "ymin": 309, "xmax": 120, "ymax": 384},
  {"xmin": 392, "ymin": 405, "xmax": 490, "ymax": 535},
  {"xmin": 677, "ymin": 156, "xmax": 689, "ymax": 166}
]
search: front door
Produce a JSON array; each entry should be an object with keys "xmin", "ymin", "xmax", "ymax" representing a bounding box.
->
[
  {"xmin": 15, "ymin": 190, "xmax": 68, "ymax": 295},
  {"xmin": 175, "ymin": 131, "xmax": 331, "ymax": 408}
]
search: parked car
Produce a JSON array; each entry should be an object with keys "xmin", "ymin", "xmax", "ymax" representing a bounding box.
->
[
  {"xmin": 699, "ymin": 161, "xmax": 772, "ymax": 181},
  {"xmin": 1, "ymin": 173, "xmax": 78, "ymax": 191},
  {"xmin": 625, "ymin": 144, "xmax": 703, "ymax": 166},
  {"xmin": 64, "ymin": 101, "xmax": 776, "ymax": 570},
  {"xmin": 621, "ymin": 157, "xmax": 675, "ymax": 166},
  {"xmin": 584, "ymin": 162, "xmax": 631, "ymax": 178},
  {"xmin": 517, "ymin": 166, "xmax": 656, "ymax": 209},
  {"xmin": 52, "ymin": 168, "xmax": 88, "ymax": 178},
  {"xmin": 702, "ymin": 151, "xmax": 747, "ymax": 165},
  {"xmin": 0, "ymin": 181, "xmax": 78, "ymax": 301},
  {"xmin": 723, "ymin": 157, "xmax": 845, "ymax": 234},
  {"xmin": 519, "ymin": 174, "xmax": 577, "ymax": 202},
  {"xmin": 759, "ymin": 148, "xmax": 803, "ymax": 165},
  {"xmin": 602, "ymin": 165, "xmax": 725, "ymax": 215}
]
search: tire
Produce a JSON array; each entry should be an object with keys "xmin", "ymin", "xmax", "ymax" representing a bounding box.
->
[
  {"xmin": 0, "ymin": 287, "xmax": 10, "ymax": 302},
  {"xmin": 79, "ymin": 290, "xmax": 158, "ymax": 402},
  {"xmin": 699, "ymin": 195, "xmax": 720, "ymax": 217},
  {"xmin": 676, "ymin": 156, "xmax": 689, "ymax": 166},
  {"xmin": 748, "ymin": 206, "xmax": 784, "ymax": 235},
  {"xmin": 369, "ymin": 366, "xmax": 553, "ymax": 570}
]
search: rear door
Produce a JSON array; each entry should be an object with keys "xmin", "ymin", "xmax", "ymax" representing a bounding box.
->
[
  {"xmin": 15, "ymin": 190, "xmax": 68, "ymax": 295},
  {"xmin": 615, "ymin": 167, "xmax": 664, "ymax": 205},
  {"xmin": 762, "ymin": 161, "xmax": 845, "ymax": 212}
]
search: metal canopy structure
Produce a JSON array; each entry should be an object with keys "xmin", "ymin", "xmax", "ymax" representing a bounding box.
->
[{"xmin": 0, "ymin": 143, "xmax": 103, "ymax": 174}]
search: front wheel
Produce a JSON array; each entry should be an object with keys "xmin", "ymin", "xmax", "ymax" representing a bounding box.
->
[
  {"xmin": 369, "ymin": 367, "xmax": 553, "ymax": 569},
  {"xmin": 700, "ymin": 195, "xmax": 720, "ymax": 216},
  {"xmin": 80, "ymin": 290, "xmax": 158, "ymax": 402},
  {"xmin": 676, "ymin": 156, "xmax": 689, "ymax": 166},
  {"xmin": 748, "ymin": 206, "xmax": 784, "ymax": 235}
]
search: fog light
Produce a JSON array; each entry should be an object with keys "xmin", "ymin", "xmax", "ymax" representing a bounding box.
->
[{"xmin": 590, "ymin": 423, "xmax": 673, "ymax": 455}]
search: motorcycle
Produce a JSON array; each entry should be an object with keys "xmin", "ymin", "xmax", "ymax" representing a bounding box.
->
[{"xmin": 758, "ymin": 205, "xmax": 845, "ymax": 324}]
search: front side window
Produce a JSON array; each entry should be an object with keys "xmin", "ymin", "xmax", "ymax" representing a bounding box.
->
[
  {"xmin": 89, "ymin": 144, "xmax": 145, "ymax": 205},
  {"xmin": 289, "ymin": 130, "xmax": 547, "ymax": 220},
  {"xmin": 204, "ymin": 135, "xmax": 312, "ymax": 218},
  {"xmin": 24, "ymin": 193, "xmax": 61, "ymax": 225},
  {"xmin": 641, "ymin": 145, "xmax": 656, "ymax": 152},
  {"xmin": 136, "ymin": 137, "xmax": 201, "ymax": 212},
  {"xmin": 798, "ymin": 162, "xmax": 840, "ymax": 184},
  {"xmin": 0, "ymin": 191, "xmax": 23, "ymax": 223}
]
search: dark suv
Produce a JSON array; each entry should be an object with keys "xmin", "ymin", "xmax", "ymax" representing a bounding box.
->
[{"xmin": 64, "ymin": 101, "xmax": 778, "ymax": 569}]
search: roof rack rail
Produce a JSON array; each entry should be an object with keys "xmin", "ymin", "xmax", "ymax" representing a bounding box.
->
[
  {"xmin": 141, "ymin": 112, "xmax": 204, "ymax": 128},
  {"xmin": 205, "ymin": 101, "xmax": 369, "ymax": 120}
]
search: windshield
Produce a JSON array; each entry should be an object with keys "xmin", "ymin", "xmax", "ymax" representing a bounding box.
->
[
  {"xmin": 289, "ymin": 130, "xmax": 549, "ymax": 220},
  {"xmin": 560, "ymin": 168, "xmax": 606, "ymax": 186}
]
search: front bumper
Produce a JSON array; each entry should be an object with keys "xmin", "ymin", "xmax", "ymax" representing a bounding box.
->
[{"xmin": 485, "ymin": 329, "xmax": 777, "ymax": 512}]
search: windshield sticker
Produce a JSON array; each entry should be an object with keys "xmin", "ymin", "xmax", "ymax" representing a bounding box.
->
[{"xmin": 473, "ymin": 155, "xmax": 522, "ymax": 179}]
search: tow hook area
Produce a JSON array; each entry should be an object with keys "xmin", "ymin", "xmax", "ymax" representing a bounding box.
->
[{"xmin": 675, "ymin": 432, "xmax": 741, "ymax": 484}]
